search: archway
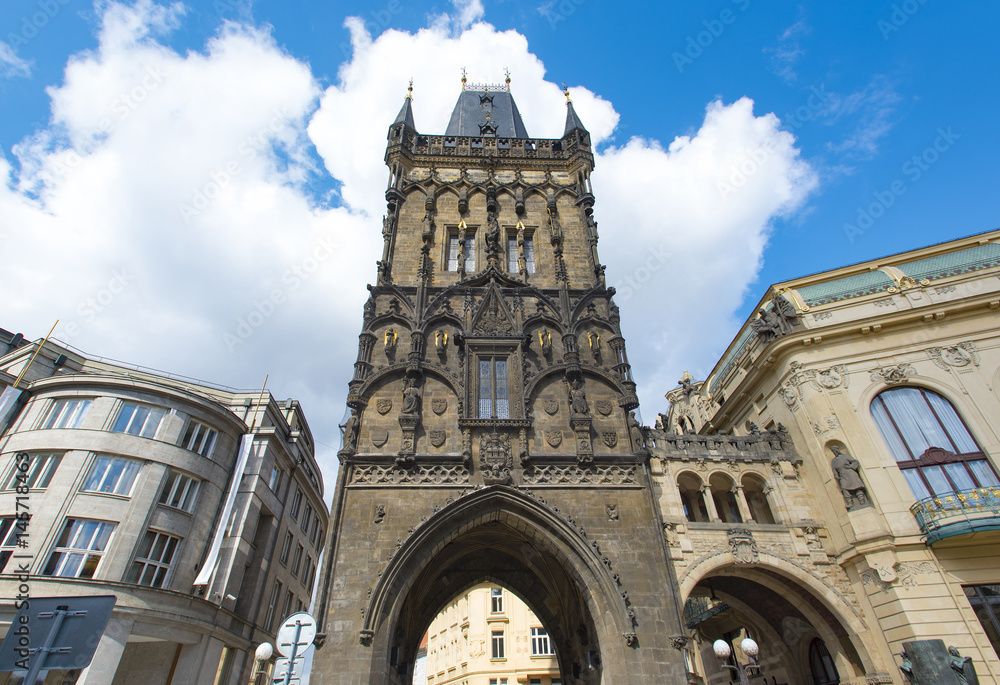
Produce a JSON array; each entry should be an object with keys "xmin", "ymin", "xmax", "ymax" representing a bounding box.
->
[{"xmin": 363, "ymin": 486, "xmax": 634, "ymax": 684}]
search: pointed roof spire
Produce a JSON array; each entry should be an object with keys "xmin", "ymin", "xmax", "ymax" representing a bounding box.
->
[
  {"xmin": 562, "ymin": 85, "xmax": 588, "ymax": 136},
  {"xmin": 392, "ymin": 79, "xmax": 416, "ymax": 130}
]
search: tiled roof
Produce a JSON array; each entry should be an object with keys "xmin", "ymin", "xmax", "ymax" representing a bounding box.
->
[
  {"xmin": 899, "ymin": 243, "xmax": 1000, "ymax": 281},
  {"xmin": 795, "ymin": 270, "xmax": 894, "ymax": 307}
]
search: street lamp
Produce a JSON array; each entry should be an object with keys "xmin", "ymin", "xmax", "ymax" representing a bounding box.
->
[
  {"xmin": 713, "ymin": 637, "xmax": 761, "ymax": 685},
  {"xmin": 249, "ymin": 642, "xmax": 274, "ymax": 685}
]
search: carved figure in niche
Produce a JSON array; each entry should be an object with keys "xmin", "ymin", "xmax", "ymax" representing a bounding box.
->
[
  {"xmin": 382, "ymin": 214, "xmax": 394, "ymax": 237},
  {"xmin": 678, "ymin": 372, "xmax": 696, "ymax": 400},
  {"xmin": 803, "ymin": 526, "xmax": 823, "ymax": 551},
  {"xmin": 363, "ymin": 295, "xmax": 376, "ymax": 321},
  {"xmin": 750, "ymin": 294, "xmax": 798, "ymax": 343},
  {"xmin": 537, "ymin": 329, "xmax": 553, "ymax": 355},
  {"xmin": 341, "ymin": 408, "xmax": 360, "ymax": 452},
  {"xmin": 569, "ymin": 379, "xmax": 589, "ymax": 416},
  {"xmin": 401, "ymin": 378, "xmax": 422, "ymax": 415},
  {"xmin": 628, "ymin": 411, "xmax": 645, "ymax": 450},
  {"xmin": 949, "ymin": 646, "xmax": 978, "ymax": 684},
  {"xmin": 373, "ymin": 504, "xmax": 385, "ymax": 524},
  {"xmin": 485, "ymin": 213, "xmax": 501, "ymax": 256},
  {"xmin": 831, "ymin": 445, "xmax": 870, "ymax": 511}
]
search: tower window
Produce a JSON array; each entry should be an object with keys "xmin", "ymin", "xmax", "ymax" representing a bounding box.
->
[
  {"xmin": 447, "ymin": 233, "xmax": 475, "ymax": 272},
  {"xmin": 478, "ymin": 358, "xmax": 510, "ymax": 419},
  {"xmin": 507, "ymin": 235, "xmax": 535, "ymax": 273}
]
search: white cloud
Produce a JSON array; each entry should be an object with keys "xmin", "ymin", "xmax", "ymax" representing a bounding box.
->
[
  {"xmin": 2, "ymin": 1, "xmax": 816, "ymax": 501},
  {"xmin": 0, "ymin": 40, "xmax": 32, "ymax": 79},
  {"xmin": 823, "ymin": 75, "xmax": 902, "ymax": 159}
]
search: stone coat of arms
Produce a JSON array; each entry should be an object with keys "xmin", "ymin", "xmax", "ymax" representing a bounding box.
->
[
  {"xmin": 431, "ymin": 399, "xmax": 448, "ymax": 415},
  {"xmin": 370, "ymin": 429, "xmax": 389, "ymax": 447},
  {"xmin": 376, "ymin": 398, "xmax": 393, "ymax": 415},
  {"xmin": 595, "ymin": 400, "xmax": 613, "ymax": 416},
  {"xmin": 543, "ymin": 399, "xmax": 559, "ymax": 415},
  {"xmin": 602, "ymin": 431, "xmax": 618, "ymax": 448},
  {"xmin": 429, "ymin": 430, "xmax": 446, "ymax": 448},
  {"xmin": 545, "ymin": 431, "xmax": 563, "ymax": 448}
]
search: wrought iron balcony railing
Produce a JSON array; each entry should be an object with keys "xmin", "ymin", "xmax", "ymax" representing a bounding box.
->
[{"xmin": 910, "ymin": 486, "xmax": 1000, "ymax": 544}]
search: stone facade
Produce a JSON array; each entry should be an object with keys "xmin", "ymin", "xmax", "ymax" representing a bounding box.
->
[
  {"xmin": 661, "ymin": 230, "xmax": 1000, "ymax": 684},
  {"xmin": 313, "ymin": 85, "xmax": 688, "ymax": 684},
  {"xmin": 0, "ymin": 338, "xmax": 328, "ymax": 685}
]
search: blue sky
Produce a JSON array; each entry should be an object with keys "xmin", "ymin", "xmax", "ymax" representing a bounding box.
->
[{"xmin": 2, "ymin": 0, "xmax": 997, "ymax": 494}]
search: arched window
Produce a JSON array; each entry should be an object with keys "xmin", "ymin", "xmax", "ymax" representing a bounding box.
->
[
  {"xmin": 677, "ymin": 473, "xmax": 708, "ymax": 522},
  {"xmin": 742, "ymin": 474, "xmax": 776, "ymax": 524},
  {"xmin": 809, "ymin": 639, "xmax": 840, "ymax": 684},
  {"xmin": 871, "ymin": 387, "xmax": 998, "ymax": 500}
]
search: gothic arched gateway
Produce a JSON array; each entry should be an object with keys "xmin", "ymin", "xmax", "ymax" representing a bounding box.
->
[{"xmin": 311, "ymin": 81, "xmax": 689, "ymax": 683}]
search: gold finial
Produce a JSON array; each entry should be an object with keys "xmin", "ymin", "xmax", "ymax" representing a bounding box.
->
[
  {"xmin": 407, "ymin": 78, "xmax": 413, "ymax": 99},
  {"xmin": 504, "ymin": 68, "xmax": 511, "ymax": 90},
  {"xmin": 461, "ymin": 67, "xmax": 467, "ymax": 91},
  {"xmin": 562, "ymin": 83, "xmax": 571, "ymax": 103}
]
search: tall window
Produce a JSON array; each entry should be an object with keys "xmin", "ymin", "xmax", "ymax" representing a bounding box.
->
[
  {"xmin": 280, "ymin": 531, "xmax": 293, "ymax": 565},
  {"xmin": 491, "ymin": 630, "xmax": 505, "ymax": 659},
  {"xmin": 82, "ymin": 456, "xmax": 141, "ymax": 496},
  {"xmin": 112, "ymin": 402, "xmax": 166, "ymax": 438},
  {"xmin": 478, "ymin": 358, "xmax": 510, "ymax": 419},
  {"xmin": 808, "ymin": 639, "xmax": 840, "ymax": 685},
  {"xmin": 44, "ymin": 518, "xmax": 115, "ymax": 578},
  {"xmin": 507, "ymin": 236, "xmax": 519, "ymax": 272},
  {"xmin": 290, "ymin": 487, "xmax": 303, "ymax": 520},
  {"xmin": 292, "ymin": 543, "xmax": 304, "ymax": 575},
  {"xmin": 0, "ymin": 516, "xmax": 26, "ymax": 573},
  {"xmin": 159, "ymin": 470, "xmax": 199, "ymax": 512},
  {"xmin": 301, "ymin": 503, "xmax": 313, "ymax": 533},
  {"xmin": 507, "ymin": 235, "xmax": 536, "ymax": 273},
  {"xmin": 964, "ymin": 585, "xmax": 1000, "ymax": 658},
  {"xmin": 491, "ymin": 587, "xmax": 504, "ymax": 613},
  {"xmin": 3, "ymin": 452, "xmax": 61, "ymax": 490},
  {"xmin": 127, "ymin": 531, "xmax": 180, "ymax": 587},
  {"xmin": 282, "ymin": 589, "xmax": 295, "ymax": 622},
  {"xmin": 871, "ymin": 387, "xmax": 998, "ymax": 499},
  {"xmin": 264, "ymin": 580, "xmax": 283, "ymax": 631},
  {"xmin": 448, "ymin": 234, "xmax": 475, "ymax": 272},
  {"xmin": 182, "ymin": 420, "xmax": 217, "ymax": 457},
  {"xmin": 40, "ymin": 398, "xmax": 91, "ymax": 429},
  {"xmin": 531, "ymin": 627, "xmax": 555, "ymax": 656}
]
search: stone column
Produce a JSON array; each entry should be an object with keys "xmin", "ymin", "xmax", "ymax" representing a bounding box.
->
[
  {"xmin": 734, "ymin": 485, "xmax": 754, "ymax": 524},
  {"xmin": 701, "ymin": 485, "xmax": 721, "ymax": 522},
  {"xmin": 76, "ymin": 617, "xmax": 134, "ymax": 684}
]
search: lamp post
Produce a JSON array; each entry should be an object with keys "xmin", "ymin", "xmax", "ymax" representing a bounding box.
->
[
  {"xmin": 249, "ymin": 642, "xmax": 274, "ymax": 685},
  {"xmin": 713, "ymin": 637, "xmax": 761, "ymax": 685}
]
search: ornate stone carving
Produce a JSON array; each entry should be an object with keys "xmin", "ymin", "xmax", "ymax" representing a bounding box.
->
[
  {"xmin": 429, "ymin": 430, "xmax": 446, "ymax": 448},
  {"xmin": 376, "ymin": 398, "xmax": 393, "ymax": 415},
  {"xmin": 401, "ymin": 378, "xmax": 422, "ymax": 415},
  {"xmin": 623, "ymin": 633, "xmax": 638, "ymax": 647},
  {"xmin": 545, "ymin": 430, "xmax": 563, "ymax": 448},
  {"xmin": 627, "ymin": 411, "xmax": 645, "ymax": 451},
  {"xmin": 474, "ymin": 297, "xmax": 514, "ymax": 335},
  {"xmin": 569, "ymin": 379, "xmax": 589, "ymax": 416},
  {"xmin": 750, "ymin": 293, "xmax": 799, "ymax": 343},
  {"xmin": 807, "ymin": 364, "xmax": 850, "ymax": 391},
  {"xmin": 341, "ymin": 408, "xmax": 360, "ymax": 453},
  {"xmin": 778, "ymin": 384, "xmax": 798, "ymax": 409},
  {"xmin": 606, "ymin": 504, "xmax": 619, "ymax": 521},
  {"xmin": 861, "ymin": 561, "xmax": 936, "ymax": 594},
  {"xmin": 926, "ymin": 342, "xmax": 979, "ymax": 370},
  {"xmin": 728, "ymin": 528, "xmax": 759, "ymax": 564},
  {"xmin": 543, "ymin": 399, "xmax": 559, "ymax": 415},
  {"xmin": 870, "ymin": 363, "xmax": 916, "ymax": 385},
  {"xmin": 595, "ymin": 399, "xmax": 613, "ymax": 416},
  {"xmin": 349, "ymin": 464, "xmax": 470, "ymax": 486},
  {"xmin": 602, "ymin": 431, "xmax": 618, "ymax": 448},
  {"xmin": 663, "ymin": 522, "xmax": 680, "ymax": 547},
  {"xmin": 523, "ymin": 464, "xmax": 637, "ymax": 486},
  {"xmin": 359, "ymin": 629, "xmax": 374, "ymax": 646},
  {"xmin": 370, "ymin": 429, "xmax": 389, "ymax": 447},
  {"xmin": 670, "ymin": 635, "xmax": 690, "ymax": 650},
  {"xmin": 373, "ymin": 504, "xmax": 385, "ymax": 524},
  {"xmin": 480, "ymin": 432, "xmax": 513, "ymax": 485},
  {"xmin": 831, "ymin": 446, "xmax": 871, "ymax": 511},
  {"xmin": 431, "ymin": 398, "xmax": 448, "ymax": 415}
]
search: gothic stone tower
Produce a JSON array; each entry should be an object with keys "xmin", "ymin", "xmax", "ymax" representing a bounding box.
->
[{"xmin": 313, "ymin": 81, "xmax": 688, "ymax": 684}]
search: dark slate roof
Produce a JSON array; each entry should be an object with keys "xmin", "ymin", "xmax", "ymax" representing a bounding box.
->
[
  {"xmin": 393, "ymin": 96, "xmax": 416, "ymax": 130},
  {"xmin": 564, "ymin": 100, "xmax": 588, "ymax": 135},
  {"xmin": 444, "ymin": 90, "xmax": 529, "ymax": 138}
]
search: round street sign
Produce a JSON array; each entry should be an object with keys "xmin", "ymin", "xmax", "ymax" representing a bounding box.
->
[{"xmin": 275, "ymin": 612, "xmax": 317, "ymax": 657}]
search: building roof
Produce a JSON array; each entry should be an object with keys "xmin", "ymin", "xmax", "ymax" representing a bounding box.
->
[
  {"xmin": 564, "ymin": 99, "xmax": 588, "ymax": 136},
  {"xmin": 393, "ymin": 94, "xmax": 416, "ymax": 130},
  {"xmin": 444, "ymin": 89, "xmax": 529, "ymax": 138}
]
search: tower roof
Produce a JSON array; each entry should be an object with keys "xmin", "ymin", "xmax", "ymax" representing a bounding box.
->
[
  {"xmin": 563, "ymin": 99, "xmax": 588, "ymax": 136},
  {"xmin": 445, "ymin": 90, "xmax": 529, "ymax": 138},
  {"xmin": 393, "ymin": 92, "xmax": 416, "ymax": 131}
]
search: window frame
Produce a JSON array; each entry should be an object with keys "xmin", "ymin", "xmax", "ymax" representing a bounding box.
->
[
  {"xmin": 292, "ymin": 543, "xmax": 304, "ymax": 576},
  {"xmin": 3, "ymin": 452, "xmax": 61, "ymax": 490},
  {"xmin": 478, "ymin": 356, "xmax": 511, "ymax": 420},
  {"xmin": 112, "ymin": 401, "xmax": 167, "ymax": 439},
  {"xmin": 181, "ymin": 420, "xmax": 218, "ymax": 457},
  {"xmin": 290, "ymin": 487, "xmax": 302, "ymax": 520},
  {"xmin": 530, "ymin": 626, "xmax": 555, "ymax": 656},
  {"xmin": 81, "ymin": 455, "xmax": 142, "ymax": 497},
  {"xmin": 445, "ymin": 227, "xmax": 476, "ymax": 272},
  {"xmin": 43, "ymin": 518, "xmax": 115, "ymax": 579},
  {"xmin": 491, "ymin": 587, "xmax": 504, "ymax": 613},
  {"xmin": 127, "ymin": 530, "xmax": 181, "ymax": 588},
  {"xmin": 264, "ymin": 580, "xmax": 283, "ymax": 631},
  {"xmin": 0, "ymin": 516, "xmax": 27, "ymax": 573},
  {"xmin": 40, "ymin": 398, "xmax": 92, "ymax": 430},
  {"xmin": 158, "ymin": 470, "xmax": 200, "ymax": 513},
  {"xmin": 279, "ymin": 530, "xmax": 293, "ymax": 565},
  {"xmin": 491, "ymin": 629, "xmax": 505, "ymax": 660}
]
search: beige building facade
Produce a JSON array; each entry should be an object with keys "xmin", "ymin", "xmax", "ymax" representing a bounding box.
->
[
  {"xmin": 0, "ymin": 335, "xmax": 328, "ymax": 684},
  {"xmin": 422, "ymin": 583, "xmax": 560, "ymax": 685},
  {"xmin": 659, "ymin": 229, "xmax": 1000, "ymax": 684}
]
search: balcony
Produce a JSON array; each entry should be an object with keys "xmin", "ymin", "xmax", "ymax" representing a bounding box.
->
[{"xmin": 911, "ymin": 487, "xmax": 1000, "ymax": 544}]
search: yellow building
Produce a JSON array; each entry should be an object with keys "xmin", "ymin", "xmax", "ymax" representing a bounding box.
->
[
  {"xmin": 422, "ymin": 583, "xmax": 561, "ymax": 685},
  {"xmin": 661, "ymin": 228, "xmax": 1000, "ymax": 683}
]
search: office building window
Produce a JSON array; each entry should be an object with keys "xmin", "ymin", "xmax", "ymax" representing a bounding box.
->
[
  {"xmin": 269, "ymin": 465, "xmax": 283, "ymax": 493},
  {"xmin": 159, "ymin": 470, "xmax": 199, "ymax": 512},
  {"xmin": 290, "ymin": 488, "xmax": 302, "ymax": 520},
  {"xmin": 3, "ymin": 452, "xmax": 61, "ymax": 490},
  {"xmin": 491, "ymin": 587, "xmax": 504, "ymax": 613},
  {"xmin": 40, "ymin": 398, "xmax": 91, "ymax": 429},
  {"xmin": 282, "ymin": 589, "xmax": 295, "ymax": 622},
  {"xmin": 531, "ymin": 627, "xmax": 555, "ymax": 655},
  {"xmin": 264, "ymin": 580, "xmax": 283, "ymax": 631},
  {"xmin": 292, "ymin": 543, "xmax": 304, "ymax": 575},
  {"xmin": 112, "ymin": 402, "xmax": 166, "ymax": 438},
  {"xmin": 871, "ymin": 387, "xmax": 998, "ymax": 499},
  {"xmin": 0, "ymin": 516, "xmax": 26, "ymax": 573},
  {"xmin": 491, "ymin": 630, "xmax": 505, "ymax": 659},
  {"xmin": 478, "ymin": 358, "xmax": 510, "ymax": 419},
  {"xmin": 301, "ymin": 503, "xmax": 313, "ymax": 533},
  {"xmin": 127, "ymin": 531, "xmax": 180, "ymax": 587},
  {"xmin": 44, "ymin": 518, "xmax": 115, "ymax": 578},
  {"xmin": 82, "ymin": 456, "xmax": 141, "ymax": 496},
  {"xmin": 280, "ymin": 531, "xmax": 293, "ymax": 565},
  {"xmin": 182, "ymin": 420, "xmax": 217, "ymax": 457}
]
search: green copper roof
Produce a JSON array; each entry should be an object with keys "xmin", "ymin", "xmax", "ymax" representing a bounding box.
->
[
  {"xmin": 709, "ymin": 325, "xmax": 756, "ymax": 394},
  {"xmin": 795, "ymin": 270, "xmax": 895, "ymax": 307},
  {"xmin": 899, "ymin": 243, "xmax": 1000, "ymax": 281}
]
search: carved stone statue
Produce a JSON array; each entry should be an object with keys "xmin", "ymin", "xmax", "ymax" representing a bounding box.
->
[
  {"xmin": 949, "ymin": 646, "xmax": 978, "ymax": 684},
  {"xmin": 485, "ymin": 213, "xmax": 501, "ymax": 256},
  {"xmin": 341, "ymin": 408, "xmax": 359, "ymax": 452},
  {"xmin": 628, "ymin": 411, "xmax": 645, "ymax": 450},
  {"xmin": 401, "ymin": 379, "xmax": 422, "ymax": 415},
  {"xmin": 678, "ymin": 373, "xmax": 696, "ymax": 400},
  {"xmin": 569, "ymin": 380, "xmax": 589, "ymax": 416},
  {"xmin": 831, "ymin": 445, "xmax": 870, "ymax": 511},
  {"xmin": 750, "ymin": 294, "xmax": 798, "ymax": 343}
]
